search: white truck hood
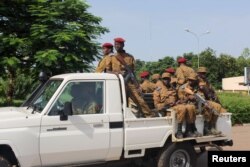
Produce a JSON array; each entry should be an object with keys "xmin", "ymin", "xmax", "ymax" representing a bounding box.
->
[{"xmin": 0, "ymin": 107, "xmax": 41, "ymax": 129}]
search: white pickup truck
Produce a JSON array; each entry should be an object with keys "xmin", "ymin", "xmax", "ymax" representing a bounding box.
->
[{"xmin": 0, "ymin": 73, "xmax": 233, "ymax": 167}]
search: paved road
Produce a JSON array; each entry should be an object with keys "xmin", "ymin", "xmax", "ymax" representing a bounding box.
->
[
  {"xmin": 196, "ymin": 125, "xmax": 250, "ymax": 167},
  {"xmin": 83, "ymin": 125, "xmax": 250, "ymax": 167}
]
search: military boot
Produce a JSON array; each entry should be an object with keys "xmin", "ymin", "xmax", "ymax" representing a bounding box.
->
[
  {"xmin": 203, "ymin": 121, "xmax": 212, "ymax": 136},
  {"xmin": 176, "ymin": 123, "xmax": 183, "ymax": 139},
  {"xmin": 191, "ymin": 123, "xmax": 202, "ymax": 137},
  {"xmin": 210, "ymin": 116, "xmax": 222, "ymax": 135},
  {"xmin": 185, "ymin": 124, "xmax": 196, "ymax": 138},
  {"xmin": 210, "ymin": 122, "xmax": 222, "ymax": 135}
]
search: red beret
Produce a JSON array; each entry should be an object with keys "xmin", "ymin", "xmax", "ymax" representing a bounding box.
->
[
  {"xmin": 165, "ymin": 67, "xmax": 175, "ymax": 74},
  {"xmin": 102, "ymin": 43, "xmax": 113, "ymax": 48},
  {"xmin": 114, "ymin": 37, "xmax": 125, "ymax": 43},
  {"xmin": 177, "ymin": 57, "xmax": 187, "ymax": 63},
  {"xmin": 140, "ymin": 71, "xmax": 150, "ymax": 78}
]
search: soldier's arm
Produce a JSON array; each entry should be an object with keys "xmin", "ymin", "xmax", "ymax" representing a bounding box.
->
[{"xmin": 95, "ymin": 59, "xmax": 105, "ymax": 73}]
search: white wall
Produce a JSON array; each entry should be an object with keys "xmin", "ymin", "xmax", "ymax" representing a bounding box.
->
[{"xmin": 222, "ymin": 76, "xmax": 248, "ymax": 91}]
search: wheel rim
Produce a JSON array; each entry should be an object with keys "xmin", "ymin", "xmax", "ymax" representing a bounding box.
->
[{"xmin": 169, "ymin": 149, "xmax": 191, "ymax": 167}]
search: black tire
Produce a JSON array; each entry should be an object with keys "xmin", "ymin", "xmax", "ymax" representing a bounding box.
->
[
  {"xmin": 157, "ymin": 143, "xmax": 197, "ymax": 167},
  {"xmin": 0, "ymin": 155, "xmax": 11, "ymax": 167}
]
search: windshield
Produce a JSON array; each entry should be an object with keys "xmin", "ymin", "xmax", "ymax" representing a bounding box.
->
[{"xmin": 30, "ymin": 79, "xmax": 63, "ymax": 113}]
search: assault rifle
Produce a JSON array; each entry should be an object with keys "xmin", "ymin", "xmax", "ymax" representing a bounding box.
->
[
  {"xmin": 115, "ymin": 55, "xmax": 142, "ymax": 94},
  {"xmin": 194, "ymin": 93, "xmax": 220, "ymax": 116}
]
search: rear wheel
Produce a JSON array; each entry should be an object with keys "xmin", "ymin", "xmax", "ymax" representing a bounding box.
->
[
  {"xmin": 0, "ymin": 155, "xmax": 11, "ymax": 167},
  {"xmin": 158, "ymin": 143, "xmax": 196, "ymax": 167}
]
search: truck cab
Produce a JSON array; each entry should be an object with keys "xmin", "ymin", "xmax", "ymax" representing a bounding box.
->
[{"xmin": 0, "ymin": 73, "xmax": 233, "ymax": 167}]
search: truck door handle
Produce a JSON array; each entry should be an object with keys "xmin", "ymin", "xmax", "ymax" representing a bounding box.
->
[
  {"xmin": 93, "ymin": 123, "xmax": 103, "ymax": 128},
  {"xmin": 47, "ymin": 127, "xmax": 67, "ymax": 131}
]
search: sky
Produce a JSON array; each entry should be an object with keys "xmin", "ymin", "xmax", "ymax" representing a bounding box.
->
[{"xmin": 86, "ymin": 0, "xmax": 250, "ymax": 62}]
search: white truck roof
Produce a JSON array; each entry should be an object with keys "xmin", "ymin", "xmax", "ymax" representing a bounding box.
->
[{"xmin": 51, "ymin": 73, "xmax": 119, "ymax": 80}]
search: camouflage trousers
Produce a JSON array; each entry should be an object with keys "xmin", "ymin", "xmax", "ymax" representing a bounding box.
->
[
  {"xmin": 202, "ymin": 101, "xmax": 226, "ymax": 123},
  {"xmin": 172, "ymin": 104, "xmax": 196, "ymax": 123},
  {"xmin": 127, "ymin": 82, "xmax": 152, "ymax": 117}
]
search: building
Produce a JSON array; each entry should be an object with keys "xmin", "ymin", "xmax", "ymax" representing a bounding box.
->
[{"xmin": 222, "ymin": 76, "xmax": 249, "ymax": 91}]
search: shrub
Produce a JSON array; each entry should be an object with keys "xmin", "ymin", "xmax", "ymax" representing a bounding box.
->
[{"xmin": 218, "ymin": 92, "xmax": 250, "ymax": 125}]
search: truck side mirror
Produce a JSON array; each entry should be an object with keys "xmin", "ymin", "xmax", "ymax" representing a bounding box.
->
[
  {"xmin": 60, "ymin": 102, "xmax": 73, "ymax": 121},
  {"xmin": 39, "ymin": 71, "xmax": 48, "ymax": 83}
]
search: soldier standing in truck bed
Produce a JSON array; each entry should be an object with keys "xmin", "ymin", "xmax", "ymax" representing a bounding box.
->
[
  {"xmin": 111, "ymin": 37, "xmax": 155, "ymax": 118},
  {"xmin": 175, "ymin": 57, "xmax": 196, "ymax": 86},
  {"xmin": 140, "ymin": 71, "xmax": 156, "ymax": 93},
  {"xmin": 95, "ymin": 43, "xmax": 114, "ymax": 73}
]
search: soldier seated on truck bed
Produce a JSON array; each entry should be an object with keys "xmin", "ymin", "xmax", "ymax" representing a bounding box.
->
[
  {"xmin": 153, "ymin": 72, "xmax": 177, "ymax": 117},
  {"xmin": 197, "ymin": 67, "xmax": 227, "ymax": 136},
  {"xmin": 140, "ymin": 71, "xmax": 156, "ymax": 93},
  {"xmin": 176, "ymin": 74, "xmax": 202, "ymax": 138}
]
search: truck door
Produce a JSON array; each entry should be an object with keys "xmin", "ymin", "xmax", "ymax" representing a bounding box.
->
[{"xmin": 39, "ymin": 81, "xmax": 110, "ymax": 166}]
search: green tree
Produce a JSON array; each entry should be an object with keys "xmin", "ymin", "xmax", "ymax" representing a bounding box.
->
[
  {"xmin": 218, "ymin": 54, "xmax": 239, "ymax": 81},
  {"xmin": 0, "ymin": 0, "xmax": 34, "ymax": 104},
  {"xmin": 0, "ymin": 0, "xmax": 108, "ymax": 104},
  {"xmin": 134, "ymin": 56, "xmax": 176, "ymax": 81},
  {"xmin": 29, "ymin": 0, "xmax": 108, "ymax": 74},
  {"xmin": 199, "ymin": 48, "xmax": 220, "ymax": 88}
]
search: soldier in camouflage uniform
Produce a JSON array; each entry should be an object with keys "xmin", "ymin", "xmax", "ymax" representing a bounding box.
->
[
  {"xmin": 95, "ymin": 43, "xmax": 114, "ymax": 73},
  {"xmin": 140, "ymin": 71, "xmax": 156, "ymax": 93},
  {"xmin": 153, "ymin": 73, "xmax": 177, "ymax": 116},
  {"xmin": 151, "ymin": 74, "xmax": 165, "ymax": 88},
  {"xmin": 177, "ymin": 74, "xmax": 202, "ymax": 138},
  {"xmin": 175, "ymin": 57, "xmax": 196, "ymax": 86},
  {"xmin": 111, "ymin": 37, "xmax": 155, "ymax": 118},
  {"xmin": 165, "ymin": 67, "xmax": 177, "ymax": 88},
  {"xmin": 71, "ymin": 83, "xmax": 98, "ymax": 115},
  {"xmin": 197, "ymin": 67, "xmax": 226, "ymax": 135}
]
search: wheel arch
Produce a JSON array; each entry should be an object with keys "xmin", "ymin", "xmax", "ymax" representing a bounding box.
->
[{"xmin": 0, "ymin": 143, "xmax": 19, "ymax": 166}]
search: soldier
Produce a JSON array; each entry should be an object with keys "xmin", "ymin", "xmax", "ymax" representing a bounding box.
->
[
  {"xmin": 165, "ymin": 67, "xmax": 175, "ymax": 77},
  {"xmin": 95, "ymin": 43, "xmax": 114, "ymax": 73},
  {"xmin": 151, "ymin": 73, "xmax": 165, "ymax": 88},
  {"xmin": 111, "ymin": 37, "xmax": 155, "ymax": 118},
  {"xmin": 175, "ymin": 57, "xmax": 196, "ymax": 86},
  {"xmin": 153, "ymin": 73, "xmax": 177, "ymax": 116},
  {"xmin": 197, "ymin": 67, "xmax": 220, "ymax": 103},
  {"xmin": 177, "ymin": 74, "xmax": 202, "ymax": 138},
  {"xmin": 140, "ymin": 71, "xmax": 156, "ymax": 93},
  {"xmin": 71, "ymin": 83, "xmax": 98, "ymax": 115},
  {"xmin": 197, "ymin": 67, "xmax": 226, "ymax": 135}
]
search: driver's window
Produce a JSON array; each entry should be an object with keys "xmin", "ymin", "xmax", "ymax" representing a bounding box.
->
[{"xmin": 48, "ymin": 81, "xmax": 104, "ymax": 116}]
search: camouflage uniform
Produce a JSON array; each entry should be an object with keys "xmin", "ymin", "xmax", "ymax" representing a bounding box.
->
[
  {"xmin": 152, "ymin": 73, "xmax": 177, "ymax": 118},
  {"xmin": 140, "ymin": 79, "xmax": 156, "ymax": 93},
  {"xmin": 72, "ymin": 99, "xmax": 98, "ymax": 115},
  {"xmin": 95, "ymin": 53, "xmax": 113, "ymax": 73},
  {"xmin": 197, "ymin": 67, "xmax": 226, "ymax": 135},
  {"xmin": 151, "ymin": 74, "xmax": 165, "ymax": 88},
  {"xmin": 111, "ymin": 51, "xmax": 153, "ymax": 117},
  {"xmin": 71, "ymin": 84, "xmax": 98, "ymax": 115},
  {"xmin": 176, "ymin": 63, "xmax": 196, "ymax": 85},
  {"xmin": 176, "ymin": 74, "xmax": 202, "ymax": 138}
]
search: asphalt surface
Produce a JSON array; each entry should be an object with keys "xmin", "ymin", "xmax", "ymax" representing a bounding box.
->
[{"xmin": 82, "ymin": 125, "xmax": 250, "ymax": 167}]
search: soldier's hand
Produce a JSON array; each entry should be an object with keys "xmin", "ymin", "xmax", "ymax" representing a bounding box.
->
[{"xmin": 188, "ymin": 95, "xmax": 195, "ymax": 100}]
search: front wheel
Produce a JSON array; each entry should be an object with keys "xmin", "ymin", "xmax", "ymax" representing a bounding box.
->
[
  {"xmin": 0, "ymin": 155, "xmax": 12, "ymax": 167},
  {"xmin": 157, "ymin": 143, "xmax": 197, "ymax": 167}
]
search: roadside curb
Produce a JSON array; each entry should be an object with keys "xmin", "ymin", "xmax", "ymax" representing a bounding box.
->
[{"xmin": 234, "ymin": 123, "xmax": 250, "ymax": 126}]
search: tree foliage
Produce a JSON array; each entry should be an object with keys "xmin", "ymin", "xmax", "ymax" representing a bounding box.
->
[
  {"xmin": 0, "ymin": 0, "xmax": 108, "ymax": 104},
  {"xmin": 135, "ymin": 48, "xmax": 250, "ymax": 89}
]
